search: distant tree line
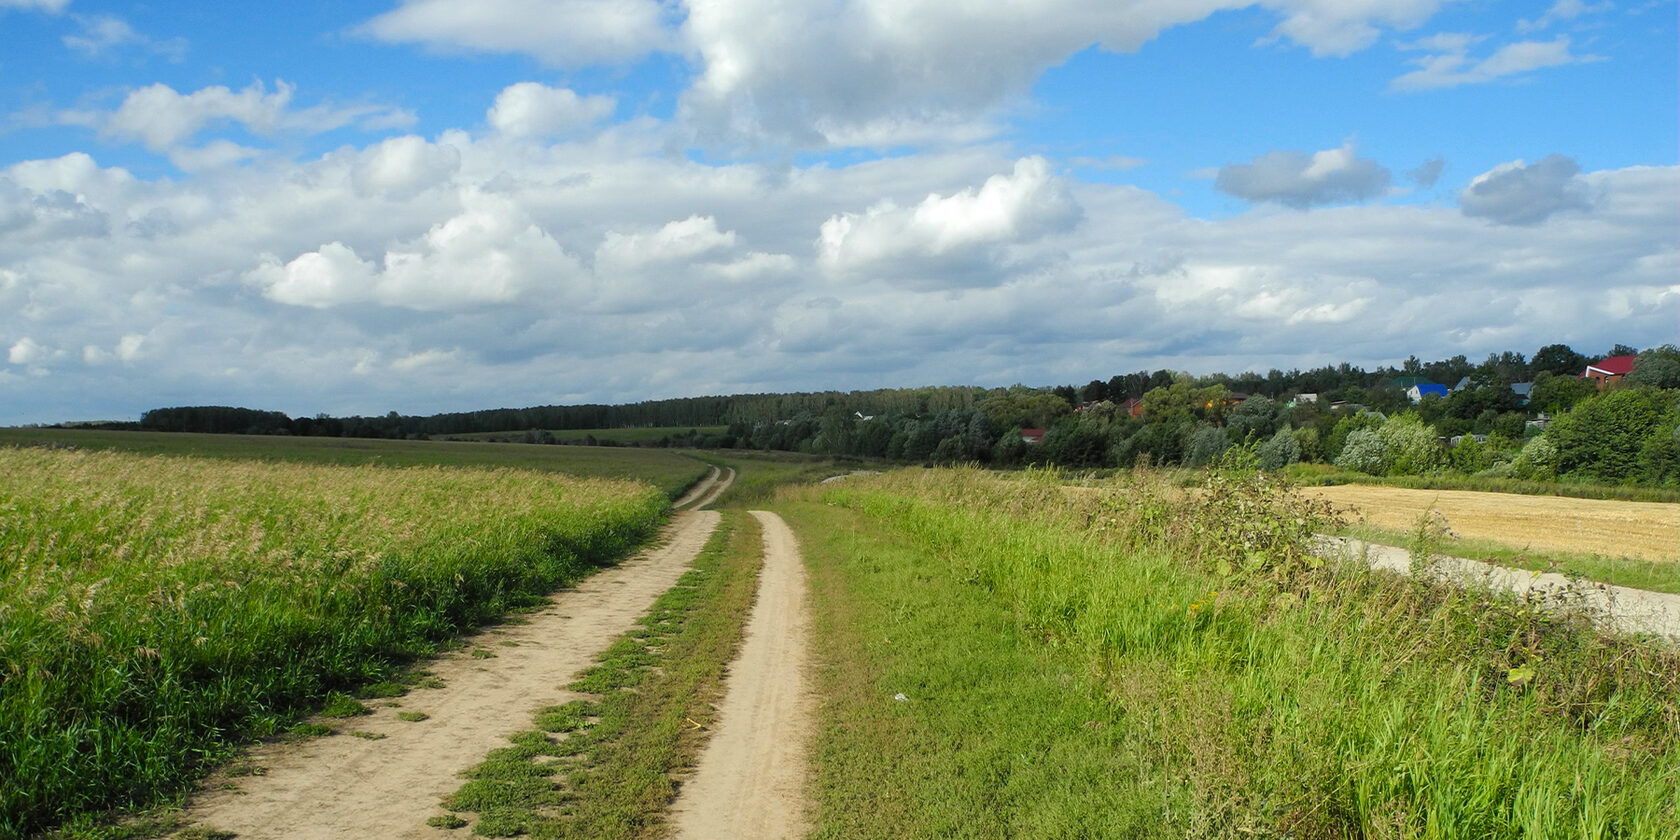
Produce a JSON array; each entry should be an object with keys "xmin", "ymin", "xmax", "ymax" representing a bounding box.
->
[{"xmin": 128, "ymin": 342, "xmax": 1680, "ymax": 487}]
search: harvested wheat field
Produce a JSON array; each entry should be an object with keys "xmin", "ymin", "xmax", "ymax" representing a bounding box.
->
[{"xmin": 1304, "ymin": 484, "xmax": 1679, "ymax": 564}]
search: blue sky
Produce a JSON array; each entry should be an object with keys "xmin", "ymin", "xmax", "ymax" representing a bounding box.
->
[{"xmin": 1, "ymin": 0, "xmax": 1675, "ymax": 423}]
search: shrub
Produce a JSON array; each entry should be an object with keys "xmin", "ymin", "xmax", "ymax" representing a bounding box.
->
[
  {"xmin": 1334, "ymin": 428, "xmax": 1385, "ymax": 475},
  {"xmin": 1378, "ymin": 414, "xmax": 1446, "ymax": 476},
  {"xmin": 1185, "ymin": 425, "xmax": 1231, "ymax": 467},
  {"xmin": 1257, "ymin": 427, "xmax": 1301, "ymax": 472}
]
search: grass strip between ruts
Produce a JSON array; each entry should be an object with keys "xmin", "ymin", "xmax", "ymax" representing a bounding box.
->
[{"xmin": 432, "ymin": 510, "xmax": 763, "ymax": 839}]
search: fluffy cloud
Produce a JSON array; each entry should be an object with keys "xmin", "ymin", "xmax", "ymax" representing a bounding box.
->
[
  {"xmin": 252, "ymin": 194, "xmax": 583, "ymax": 310},
  {"xmin": 353, "ymin": 135, "xmax": 461, "ymax": 199},
  {"xmin": 7, "ymin": 336, "xmax": 50, "ymax": 366},
  {"xmin": 1459, "ymin": 154, "xmax": 1592, "ymax": 225},
  {"xmin": 1392, "ymin": 35, "xmax": 1594, "ymax": 91},
  {"xmin": 352, "ymin": 1, "xmax": 1455, "ymax": 147},
  {"xmin": 359, "ymin": 0, "xmax": 673, "ymax": 66},
  {"xmin": 1214, "ymin": 142, "xmax": 1391, "ymax": 208},
  {"xmin": 818, "ymin": 156, "xmax": 1080, "ymax": 286},
  {"xmin": 2, "ymin": 118, "xmax": 1673, "ymax": 424},
  {"xmin": 488, "ymin": 83, "xmax": 616, "ymax": 138}
]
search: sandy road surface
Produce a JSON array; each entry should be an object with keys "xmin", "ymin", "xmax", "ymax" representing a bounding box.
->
[
  {"xmin": 674, "ymin": 465, "xmax": 736, "ymax": 511},
  {"xmin": 669, "ymin": 510, "xmax": 814, "ymax": 840},
  {"xmin": 180, "ymin": 510, "xmax": 722, "ymax": 840}
]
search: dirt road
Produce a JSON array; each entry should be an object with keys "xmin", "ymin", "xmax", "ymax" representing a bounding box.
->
[
  {"xmin": 180, "ymin": 510, "xmax": 722, "ymax": 840},
  {"xmin": 674, "ymin": 465, "xmax": 736, "ymax": 510},
  {"xmin": 668, "ymin": 510, "xmax": 814, "ymax": 840}
]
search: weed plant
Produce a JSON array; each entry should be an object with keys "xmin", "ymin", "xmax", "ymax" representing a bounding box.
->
[
  {"xmin": 797, "ymin": 464, "xmax": 1679, "ymax": 838},
  {"xmin": 0, "ymin": 447, "xmax": 666, "ymax": 837}
]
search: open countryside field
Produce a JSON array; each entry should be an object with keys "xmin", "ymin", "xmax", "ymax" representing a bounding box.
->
[
  {"xmin": 1304, "ymin": 484, "xmax": 1680, "ymax": 594},
  {"xmin": 442, "ymin": 425, "xmax": 730, "ymax": 444},
  {"xmin": 1302, "ymin": 484, "xmax": 1679, "ymax": 563},
  {"xmin": 0, "ymin": 446, "xmax": 668, "ymax": 837},
  {"xmin": 788, "ymin": 467, "xmax": 1680, "ymax": 838},
  {"xmin": 0, "ymin": 428, "xmax": 708, "ymax": 497}
]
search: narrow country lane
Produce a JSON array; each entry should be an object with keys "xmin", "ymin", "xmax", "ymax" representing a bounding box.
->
[
  {"xmin": 669, "ymin": 510, "xmax": 815, "ymax": 840},
  {"xmin": 180, "ymin": 510, "xmax": 723, "ymax": 840}
]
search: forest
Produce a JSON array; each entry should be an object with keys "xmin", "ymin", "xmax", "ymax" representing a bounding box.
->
[{"xmin": 117, "ymin": 342, "xmax": 1680, "ymax": 488}]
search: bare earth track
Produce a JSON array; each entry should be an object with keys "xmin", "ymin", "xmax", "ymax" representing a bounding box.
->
[
  {"xmin": 668, "ymin": 511, "xmax": 814, "ymax": 840},
  {"xmin": 180, "ymin": 510, "xmax": 722, "ymax": 839}
]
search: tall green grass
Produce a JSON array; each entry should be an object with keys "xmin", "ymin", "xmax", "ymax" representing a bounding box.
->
[
  {"xmin": 0, "ymin": 447, "xmax": 667, "ymax": 837},
  {"xmin": 798, "ymin": 466, "xmax": 1679, "ymax": 838}
]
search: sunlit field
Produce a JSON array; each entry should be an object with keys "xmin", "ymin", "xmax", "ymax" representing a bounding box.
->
[
  {"xmin": 0, "ymin": 447, "xmax": 668, "ymax": 837},
  {"xmin": 0, "ymin": 428, "xmax": 708, "ymax": 497}
]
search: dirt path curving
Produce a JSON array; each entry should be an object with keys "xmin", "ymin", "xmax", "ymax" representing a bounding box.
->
[
  {"xmin": 673, "ymin": 465, "xmax": 736, "ymax": 510},
  {"xmin": 178, "ymin": 510, "xmax": 722, "ymax": 840},
  {"xmin": 668, "ymin": 510, "xmax": 814, "ymax": 840},
  {"xmin": 672, "ymin": 465, "xmax": 721, "ymax": 509}
]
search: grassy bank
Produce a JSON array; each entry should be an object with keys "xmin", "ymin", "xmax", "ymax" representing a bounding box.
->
[
  {"xmin": 0, "ymin": 448, "xmax": 667, "ymax": 837},
  {"xmin": 0, "ymin": 429, "xmax": 708, "ymax": 498},
  {"xmin": 784, "ymin": 467, "xmax": 1679, "ymax": 838},
  {"xmin": 435, "ymin": 510, "xmax": 762, "ymax": 838}
]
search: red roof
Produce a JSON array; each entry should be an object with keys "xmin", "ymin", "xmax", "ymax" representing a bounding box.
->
[{"xmin": 1583, "ymin": 355, "xmax": 1637, "ymax": 377}]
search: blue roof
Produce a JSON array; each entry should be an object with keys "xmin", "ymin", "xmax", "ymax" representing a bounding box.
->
[{"xmin": 1413, "ymin": 384, "xmax": 1449, "ymax": 399}]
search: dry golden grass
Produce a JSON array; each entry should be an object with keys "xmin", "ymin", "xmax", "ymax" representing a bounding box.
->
[{"xmin": 1303, "ymin": 484, "xmax": 1679, "ymax": 563}]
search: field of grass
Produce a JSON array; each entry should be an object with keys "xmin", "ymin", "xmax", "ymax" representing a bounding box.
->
[
  {"xmin": 0, "ymin": 447, "xmax": 668, "ymax": 838},
  {"xmin": 783, "ymin": 466, "xmax": 1679, "ymax": 838},
  {"xmin": 443, "ymin": 426, "xmax": 729, "ymax": 445},
  {"xmin": 0, "ymin": 429, "xmax": 709, "ymax": 498}
]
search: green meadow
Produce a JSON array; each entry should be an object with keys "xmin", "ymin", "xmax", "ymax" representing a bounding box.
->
[
  {"xmin": 0, "ymin": 429, "xmax": 709, "ymax": 498},
  {"xmin": 0, "ymin": 446, "xmax": 669, "ymax": 837},
  {"xmin": 786, "ymin": 466, "xmax": 1679, "ymax": 839}
]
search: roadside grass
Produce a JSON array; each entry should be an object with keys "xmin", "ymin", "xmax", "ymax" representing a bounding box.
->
[
  {"xmin": 693, "ymin": 450, "xmax": 859, "ymax": 508},
  {"xmin": 1341, "ymin": 522, "xmax": 1680, "ymax": 595},
  {"xmin": 784, "ymin": 466, "xmax": 1679, "ymax": 838},
  {"xmin": 0, "ymin": 447, "xmax": 667, "ymax": 838},
  {"xmin": 1283, "ymin": 462, "xmax": 1680, "ymax": 504},
  {"xmin": 0, "ymin": 428, "xmax": 708, "ymax": 498},
  {"xmin": 434, "ymin": 510, "xmax": 762, "ymax": 838}
]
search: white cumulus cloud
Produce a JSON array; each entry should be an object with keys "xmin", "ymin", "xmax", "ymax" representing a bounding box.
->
[
  {"xmin": 819, "ymin": 156, "xmax": 1081, "ymax": 284},
  {"xmin": 488, "ymin": 83, "xmax": 616, "ymax": 138},
  {"xmin": 252, "ymin": 195, "xmax": 584, "ymax": 310}
]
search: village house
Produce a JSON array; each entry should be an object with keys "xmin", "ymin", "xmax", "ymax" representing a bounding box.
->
[{"xmin": 1581, "ymin": 355, "xmax": 1637, "ymax": 389}]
